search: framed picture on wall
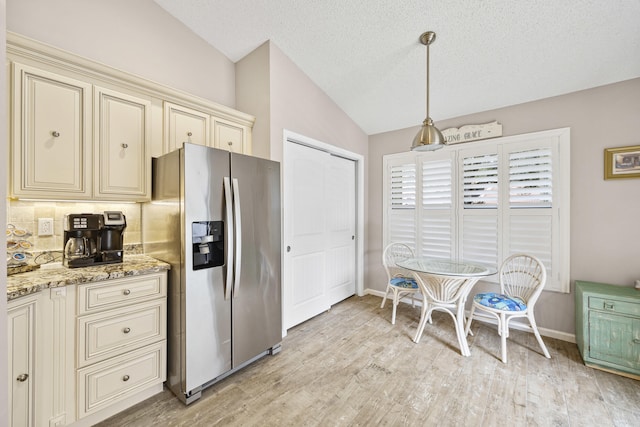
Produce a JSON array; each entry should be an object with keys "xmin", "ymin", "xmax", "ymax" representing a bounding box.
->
[{"xmin": 604, "ymin": 145, "xmax": 640, "ymax": 179}]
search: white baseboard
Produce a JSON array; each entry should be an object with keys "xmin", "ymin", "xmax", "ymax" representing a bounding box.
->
[{"xmin": 366, "ymin": 288, "xmax": 575, "ymax": 344}]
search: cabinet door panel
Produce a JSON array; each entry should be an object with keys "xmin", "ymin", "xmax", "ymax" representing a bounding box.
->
[
  {"xmin": 164, "ymin": 102, "xmax": 210, "ymax": 153},
  {"xmin": 213, "ymin": 118, "xmax": 247, "ymax": 153},
  {"xmin": 94, "ymin": 87, "xmax": 150, "ymax": 200},
  {"xmin": 8, "ymin": 301, "xmax": 35, "ymax": 427},
  {"xmin": 589, "ymin": 311, "xmax": 639, "ymax": 370},
  {"xmin": 12, "ymin": 63, "xmax": 91, "ymax": 198}
]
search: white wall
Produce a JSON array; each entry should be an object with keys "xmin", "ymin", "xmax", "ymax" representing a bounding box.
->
[
  {"xmin": 368, "ymin": 78, "xmax": 640, "ymax": 335},
  {"xmin": 7, "ymin": 0, "xmax": 236, "ymax": 108}
]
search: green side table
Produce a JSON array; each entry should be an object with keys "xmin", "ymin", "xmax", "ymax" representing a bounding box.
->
[{"xmin": 575, "ymin": 280, "xmax": 640, "ymax": 380}]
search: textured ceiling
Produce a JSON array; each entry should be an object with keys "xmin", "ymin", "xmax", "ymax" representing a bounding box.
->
[{"xmin": 153, "ymin": 0, "xmax": 640, "ymax": 135}]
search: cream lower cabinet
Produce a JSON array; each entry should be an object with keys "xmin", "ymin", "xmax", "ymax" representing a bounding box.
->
[
  {"xmin": 10, "ymin": 63, "xmax": 152, "ymax": 201},
  {"xmin": 7, "ymin": 272, "xmax": 167, "ymax": 427},
  {"xmin": 7, "ymin": 296, "xmax": 37, "ymax": 427},
  {"xmin": 73, "ymin": 273, "xmax": 167, "ymax": 426}
]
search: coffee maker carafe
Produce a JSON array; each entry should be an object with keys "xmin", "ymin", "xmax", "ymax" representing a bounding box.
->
[{"xmin": 63, "ymin": 212, "xmax": 126, "ymax": 268}]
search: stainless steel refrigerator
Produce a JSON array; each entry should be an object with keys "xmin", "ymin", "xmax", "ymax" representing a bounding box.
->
[{"xmin": 143, "ymin": 143, "xmax": 281, "ymax": 404}]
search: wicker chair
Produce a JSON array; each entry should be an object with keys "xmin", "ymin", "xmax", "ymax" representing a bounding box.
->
[
  {"xmin": 465, "ymin": 254, "xmax": 551, "ymax": 363},
  {"xmin": 380, "ymin": 243, "xmax": 420, "ymax": 324}
]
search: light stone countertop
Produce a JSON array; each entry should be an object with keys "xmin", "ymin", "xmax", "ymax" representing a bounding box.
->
[{"xmin": 6, "ymin": 254, "xmax": 170, "ymax": 301}]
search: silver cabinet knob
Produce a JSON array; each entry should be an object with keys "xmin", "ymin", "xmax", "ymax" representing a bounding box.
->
[
  {"xmin": 121, "ymin": 143, "xmax": 128, "ymax": 149},
  {"xmin": 122, "ymin": 375, "xmax": 130, "ymax": 382},
  {"xmin": 227, "ymin": 141, "xmax": 233, "ymax": 146},
  {"xmin": 187, "ymin": 132, "xmax": 193, "ymax": 137},
  {"xmin": 286, "ymin": 246, "xmax": 291, "ymax": 252},
  {"xmin": 123, "ymin": 289, "xmax": 131, "ymax": 295},
  {"xmin": 16, "ymin": 373, "xmax": 29, "ymax": 382},
  {"xmin": 123, "ymin": 327, "xmax": 131, "ymax": 334},
  {"xmin": 51, "ymin": 131, "xmax": 60, "ymax": 137}
]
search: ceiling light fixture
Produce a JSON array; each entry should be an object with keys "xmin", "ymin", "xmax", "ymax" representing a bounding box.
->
[{"xmin": 411, "ymin": 31, "xmax": 446, "ymax": 151}]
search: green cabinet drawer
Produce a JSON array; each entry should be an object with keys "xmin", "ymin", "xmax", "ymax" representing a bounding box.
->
[{"xmin": 589, "ymin": 296, "xmax": 640, "ymax": 317}]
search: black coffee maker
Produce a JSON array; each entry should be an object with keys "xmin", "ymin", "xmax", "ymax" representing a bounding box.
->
[{"xmin": 63, "ymin": 211, "xmax": 126, "ymax": 268}]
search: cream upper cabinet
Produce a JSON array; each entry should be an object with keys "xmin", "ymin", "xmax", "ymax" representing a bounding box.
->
[
  {"xmin": 163, "ymin": 101, "xmax": 210, "ymax": 153},
  {"xmin": 213, "ymin": 117, "xmax": 251, "ymax": 154},
  {"xmin": 11, "ymin": 63, "xmax": 92, "ymax": 199},
  {"xmin": 7, "ymin": 297, "xmax": 36, "ymax": 427},
  {"xmin": 94, "ymin": 86, "xmax": 151, "ymax": 200}
]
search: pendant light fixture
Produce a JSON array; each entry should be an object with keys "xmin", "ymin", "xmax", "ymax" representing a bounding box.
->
[{"xmin": 411, "ymin": 31, "xmax": 446, "ymax": 151}]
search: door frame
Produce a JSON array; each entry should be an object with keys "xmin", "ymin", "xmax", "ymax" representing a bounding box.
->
[{"xmin": 282, "ymin": 130, "xmax": 365, "ymax": 299}]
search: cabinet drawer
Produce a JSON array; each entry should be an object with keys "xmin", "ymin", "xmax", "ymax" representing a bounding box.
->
[
  {"xmin": 78, "ymin": 299, "xmax": 166, "ymax": 367},
  {"xmin": 589, "ymin": 296, "xmax": 640, "ymax": 317},
  {"xmin": 78, "ymin": 273, "xmax": 166, "ymax": 314},
  {"xmin": 77, "ymin": 341, "xmax": 166, "ymax": 419}
]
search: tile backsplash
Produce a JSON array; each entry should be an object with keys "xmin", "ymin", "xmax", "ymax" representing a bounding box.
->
[{"xmin": 6, "ymin": 200, "xmax": 142, "ymax": 255}]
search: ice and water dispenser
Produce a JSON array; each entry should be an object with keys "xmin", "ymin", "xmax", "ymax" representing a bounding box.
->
[{"xmin": 192, "ymin": 221, "xmax": 224, "ymax": 270}]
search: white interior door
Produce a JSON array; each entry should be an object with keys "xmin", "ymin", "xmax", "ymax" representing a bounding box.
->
[
  {"xmin": 327, "ymin": 155, "xmax": 356, "ymax": 305},
  {"xmin": 284, "ymin": 142, "xmax": 330, "ymax": 329},
  {"xmin": 283, "ymin": 142, "xmax": 357, "ymax": 329}
]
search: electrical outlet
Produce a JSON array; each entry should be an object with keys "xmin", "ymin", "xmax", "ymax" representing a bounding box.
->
[{"xmin": 38, "ymin": 218, "xmax": 54, "ymax": 236}]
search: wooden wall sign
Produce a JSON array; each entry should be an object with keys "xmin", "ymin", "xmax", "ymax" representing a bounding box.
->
[{"xmin": 441, "ymin": 121, "xmax": 502, "ymax": 145}]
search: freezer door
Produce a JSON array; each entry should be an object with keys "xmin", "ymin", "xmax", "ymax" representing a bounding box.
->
[
  {"xmin": 183, "ymin": 143, "xmax": 232, "ymax": 392},
  {"xmin": 230, "ymin": 153, "xmax": 282, "ymax": 367}
]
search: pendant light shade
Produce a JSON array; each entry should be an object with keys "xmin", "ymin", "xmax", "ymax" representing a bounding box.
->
[{"xmin": 411, "ymin": 31, "xmax": 446, "ymax": 151}]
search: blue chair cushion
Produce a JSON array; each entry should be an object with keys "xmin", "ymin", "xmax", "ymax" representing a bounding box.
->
[
  {"xmin": 390, "ymin": 277, "xmax": 418, "ymax": 289},
  {"xmin": 474, "ymin": 292, "xmax": 526, "ymax": 311}
]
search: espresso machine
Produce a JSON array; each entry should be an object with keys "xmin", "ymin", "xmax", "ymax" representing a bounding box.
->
[{"xmin": 63, "ymin": 211, "xmax": 126, "ymax": 268}]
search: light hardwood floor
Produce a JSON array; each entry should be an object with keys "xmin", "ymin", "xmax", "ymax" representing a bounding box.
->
[{"xmin": 98, "ymin": 295, "xmax": 640, "ymax": 426}]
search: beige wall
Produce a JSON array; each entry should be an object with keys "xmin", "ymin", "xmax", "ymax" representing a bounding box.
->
[
  {"xmin": 236, "ymin": 42, "xmax": 271, "ymax": 160},
  {"xmin": 237, "ymin": 41, "xmax": 369, "ymax": 162},
  {"xmin": 7, "ymin": 0, "xmax": 236, "ymax": 108},
  {"xmin": 368, "ymin": 78, "xmax": 640, "ymax": 335}
]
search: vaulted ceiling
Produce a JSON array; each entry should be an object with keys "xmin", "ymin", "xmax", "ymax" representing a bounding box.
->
[{"xmin": 154, "ymin": 0, "xmax": 640, "ymax": 135}]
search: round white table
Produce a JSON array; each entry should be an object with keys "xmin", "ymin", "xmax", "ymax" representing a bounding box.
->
[{"xmin": 396, "ymin": 258, "xmax": 496, "ymax": 356}]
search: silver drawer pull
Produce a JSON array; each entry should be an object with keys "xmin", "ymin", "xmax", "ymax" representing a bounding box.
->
[
  {"xmin": 121, "ymin": 143, "xmax": 128, "ymax": 149},
  {"xmin": 123, "ymin": 327, "xmax": 131, "ymax": 334},
  {"xmin": 123, "ymin": 289, "xmax": 131, "ymax": 296},
  {"xmin": 16, "ymin": 373, "xmax": 29, "ymax": 382},
  {"xmin": 122, "ymin": 375, "xmax": 130, "ymax": 382},
  {"xmin": 51, "ymin": 131, "xmax": 60, "ymax": 137},
  {"xmin": 603, "ymin": 302, "xmax": 614, "ymax": 310}
]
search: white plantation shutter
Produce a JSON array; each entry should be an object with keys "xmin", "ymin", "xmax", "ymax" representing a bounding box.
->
[
  {"xmin": 504, "ymin": 143, "xmax": 562, "ymax": 290},
  {"xmin": 463, "ymin": 154, "xmax": 498, "ymax": 207},
  {"xmin": 385, "ymin": 160, "xmax": 417, "ymax": 249},
  {"xmin": 383, "ymin": 128, "xmax": 570, "ymax": 292},
  {"xmin": 420, "ymin": 157, "xmax": 454, "ymax": 259},
  {"xmin": 390, "ymin": 163, "xmax": 416, "ymax": 209},
  {"xmin": 462, "ymin": 214, "xmax": 499, "ymax": 267},
  {"xmin": 507, "ymin": 214, "xmax": 553, "ymax": 275},
  {"xmin": 509, "ymin": 149, "xmax": 553, "ymax": 207},
  {"xmin": 461, "ymin": 152, "xmax": 499, "ymax": 268}
]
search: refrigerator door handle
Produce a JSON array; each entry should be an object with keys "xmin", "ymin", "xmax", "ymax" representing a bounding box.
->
[
  {"xmin": 223, "ymin": 177, "xmax": 234, "ymax": 301},
  {"xmin": 232, "ymin": 178, "xmax": 242, "ymax": 297}
]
